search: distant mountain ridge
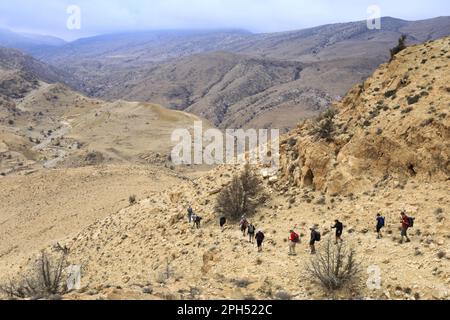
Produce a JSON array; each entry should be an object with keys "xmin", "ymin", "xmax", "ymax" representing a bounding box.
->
[
  {"xmin": 2, "ymin": 17, "xmax": 450, "ymax": 129},
  {"xmin": 0, "ymin": 28, "xmax": 66, "ymax": 55}
]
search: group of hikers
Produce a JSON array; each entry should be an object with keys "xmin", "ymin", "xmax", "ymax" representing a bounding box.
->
[
  {"xmin": 186, "ymin": 205, "xmax": 416, "ymax": 254},
  {"xmin": 238, "ymin": 216, "xmax": 265, "ymax": 252},
  {"xmin": 288, "ymin": 225, "xmax": 322, "ymax": 255}
]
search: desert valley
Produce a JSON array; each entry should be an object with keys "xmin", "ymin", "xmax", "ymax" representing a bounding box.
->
[{"xmin": 0, "ymin": 13, "xmax": 449, "ymax": 301}]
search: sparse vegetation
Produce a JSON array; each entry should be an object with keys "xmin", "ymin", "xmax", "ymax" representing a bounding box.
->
[
  {"xmin": 384, "ymin": 90, "xmax": 397, "ymax": 98},
  {"xmin": 215, "ymin": 164, "xmax": 264, "ymax": 222},
  {"xmin": 310, "ymin": 108, "xmax": 338, "ymax": 142},
  {"xmin": 307, "ymin": 238, "xmax": 360, "ymax": 291},
  {"xmin": 0, "ymin": 250, "xmax": 68, "ymax": 299},
  {"xmin": 232, "ymin": 278, "xmax": 252, "ymax": 288},
  {"xmin": 155, "ymin": 259, "xmax": 175, "ymax": 284},
  {"xmin": 407, "ymin": 95, "xmax": 421, "ymax": 105},
  {"xmin": 129, "ymin": 195, "xmax": 137, "ymax": 205},
  {"xmin": 274, "ymin": 290, "xmax": 292, "ymax": 300},
  {"xmin": 401, "ymin": 107, "xmax": 414, "ymax": 114},
  {"xmin": 390, "ymin": 35, "xmax": 407, "ymax": 61}
]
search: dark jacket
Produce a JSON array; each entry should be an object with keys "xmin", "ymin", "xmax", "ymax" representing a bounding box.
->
[
  {"xmin": 255, "ymin": 231, "xmax": 265, "ymax": 242},
  {"xmin": 332, "ymin": 222, "xmax": 344, "ymax": 233},
  {"xmin": 310, "ymin": 230, "xmax": 317, "ymax": 242}
]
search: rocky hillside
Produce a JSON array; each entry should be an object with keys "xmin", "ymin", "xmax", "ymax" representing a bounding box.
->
[
  {"xmin": 2, "ymin": 36, "xmax": 448, "ymax": 301},
  {"xmin": 0, "ymin": 47, "xmax": 80, "ymax": 90},
  {"xmin": 94, "ymin": 52, "xmax": 319, "ymax": 130},
  {"xmin": 278, "ymin": 36, "xmax": 449, "ymax": 195},
  {"xmin": 0, "ymin": 28, "xmax": 66, "ymax": 56}
]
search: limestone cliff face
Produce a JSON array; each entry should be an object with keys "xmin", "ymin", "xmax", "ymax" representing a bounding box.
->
[{"xmin": 279, "ymin": 36, "xmax": 450, "ymax": 195}]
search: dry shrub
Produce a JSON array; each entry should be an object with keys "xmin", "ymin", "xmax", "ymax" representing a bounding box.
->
[
  {"xmin": 215, "ymin": 164, "xmax": 264, "ymax": 222},
  {"xmin": 129, "ymin": 195, "xmax": 137, "ymax": 205},
  {"xmin": 307, "ymin": 238, "xmax": 360, "ymax": 291},
  {"xmin": 390, "ymin": 35, "xmax": 407, "ymax": 61},
  {"xmin": 310, "ymin": 108, "xmax": 338, "ymax": 142},
  {"xmin": 0, "ymin": 250, "xmax": 68, "ymax": 299}
]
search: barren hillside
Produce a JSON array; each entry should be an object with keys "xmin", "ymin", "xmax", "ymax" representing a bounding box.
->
[
  {"xmin": 0, "ymin": 49, "xmax": 215, "ymax": 293},
  {"xmin": 1, "ymin": 36, "xmax": 447, "ymax": 301},
  {"xmin": 278, "ymin": 36, "xmax": 450, "ymax": 194}
]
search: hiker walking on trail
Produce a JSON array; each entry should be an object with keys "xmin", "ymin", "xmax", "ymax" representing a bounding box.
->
[
  {"xmin": 248, "ymin": 223, "xmax": 256, "ymax": 243},
  {"xmin": 255, "ymin": 230, "xmax": 265, "ymax": 252},
  {"xmin": 376, "ymin": 214, "xmax": 385, "ymax": 239},
  {"xmin": 219, "ymin": 216, "xmax": 227, "ymax": 232},
  {"xmin": 331, "ymin": 220, "xmax": 344, "ymax": 244},
  {"xmin": 240, "ymin": 216, "xmax": 249, "ymax": 237},
  {"xmin": 289, "ymin": 230, "xmax": 300, "ymax": 256},
  {"xmin": 191, "ymin": 212, "xmax": 197, "ymax": 228},
  {"xmin": 400, "ymin": 211, "xmax": 413, "ymax": 243},
  {"xmin": 310, "ymin": 225, "xmax": 321, "ymax": 254},
  {"xmin": 187, "ymin": 206, "xmax": 194, "ymax": 224},
  {"xmin": 194, "ymin": 215, "xmax": 203, "ymax": 229}
]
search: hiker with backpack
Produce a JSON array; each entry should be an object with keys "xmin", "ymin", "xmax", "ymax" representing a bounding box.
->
[
  {"xmin": 255, "ymin": 230, "xmax": 265, "ymax": 252},
  {"xmin": 310, "ymin": 225, "xmax": 321, "ymax": 254},
  {"xmin": 194, "ymin": 215, "xmax": 203, "ymax": 229},
  {"xmin": 376, "ymin": 213, "xmax": 386, "ymax": 239},
  {"xmin": 289, "ymin": 230, "xmax": 300, "ymax": 256},
  {"xmin": 248, "ymin": 223, "xmax": 256, "ymax": 243},
  {"xmin": 219, "ymin": 216, "xmax": 227, "ymax": 232},
  {"xmin": 400, "ymin": 211, "xmax": 413, "ymax": 243},
  {"xmin": 331, "ymin": 220, "xmax": 344, "ymax": 244},
  {"xmin": 240, "ymin": 216, "xmax": 249, "ymax": 237}
]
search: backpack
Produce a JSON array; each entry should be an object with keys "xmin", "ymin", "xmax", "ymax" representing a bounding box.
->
[
  {"xmin": 315, "ymin": 231, "xmax": 321, "ymax": 242},
  {"xmin": 378, "ymin": 217, "xmax": 385, "ymax": 228},
  {"xmin": 248, "ymin": 225, "xmax": 255, "ymax": 234},
  {"xmin": 408, "ymin": 217, "xmax": 415, "ymax": 228},
  {"xmin": 256, "ymin": 232, "xmax": 265, "ymax": 241},
  {"xmin": 292, "ymin": 233, "xmax": 300, "ymax": 243}
]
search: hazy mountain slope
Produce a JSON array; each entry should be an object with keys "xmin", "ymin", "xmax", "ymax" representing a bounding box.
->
[
  {"xmin": 35, "ymin": 17, "xmax": 450, "ymax": 129},
  {"xmin": 38, "ymin": 29, "xmax": 250, "ymax": 64},
  {"xmin": 0, "ymin": 46, "xmax": 81, "ymax": 91},
  {"xmin": 96, "ymin": 51, "xmax": 309, "ymax": 129},
  {"xmin": 0, "ymin": 28, "xmax": 66, "ymax": 55},
  {"xmin": 229, "ymin": 17, "xmax": 450, "ymax": 61},
  {"xmin": 39, "ymin": 17, "xmax": 450, "ymax": 66}
]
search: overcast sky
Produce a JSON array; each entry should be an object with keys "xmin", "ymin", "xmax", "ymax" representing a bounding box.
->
[{"xmin": 0, "ymin": 0, "xmax": 449, "ymax": 41}]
